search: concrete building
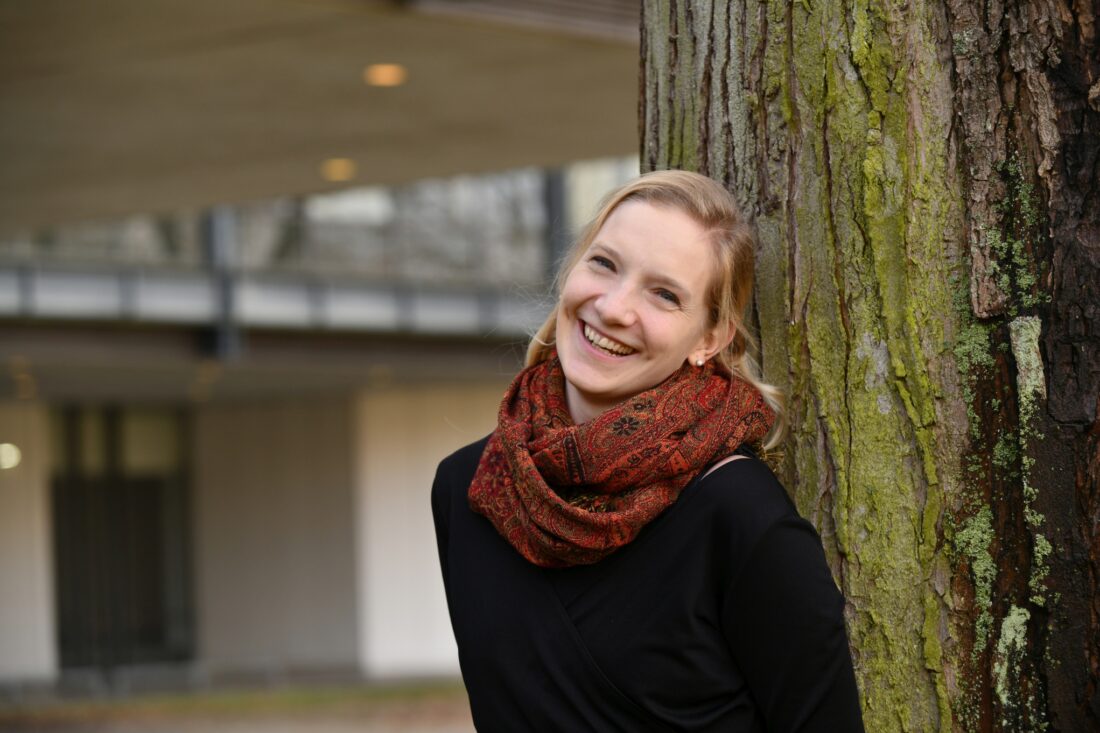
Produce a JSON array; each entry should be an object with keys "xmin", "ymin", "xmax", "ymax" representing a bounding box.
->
[{"xmin": 0, "ymin": 0, "xmax": 638, "ymax": 691}]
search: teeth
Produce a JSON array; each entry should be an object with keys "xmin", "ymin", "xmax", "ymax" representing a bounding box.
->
[{"xmin": 584, "ymin": 324, "xmax": 635, "ymax": 356}]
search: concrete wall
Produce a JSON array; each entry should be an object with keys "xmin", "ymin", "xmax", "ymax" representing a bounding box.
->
[
  {"xmin": 354, "ymin": 381, "xmax": 506, "ymax": 677},
  {"xmin": 193, "ymin": 380, "xmax": 508, "ymax": 680},
  {"xmin": 0, "ymin": 402, "xmax": 57, "ymax": 682},
  {"xmin": 193, "ymin": 398, "xmax": 360, "ymax": 676}
]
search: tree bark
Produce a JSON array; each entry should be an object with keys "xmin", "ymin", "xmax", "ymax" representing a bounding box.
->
[{"xmin": 640, "ymin": 1, "xmax": 1098, "ymax": 730}]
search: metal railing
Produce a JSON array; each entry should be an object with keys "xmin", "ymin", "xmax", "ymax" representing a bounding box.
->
[{"xmin": 0, "ymin": 156, "xmax": 638, "ymax": 338}]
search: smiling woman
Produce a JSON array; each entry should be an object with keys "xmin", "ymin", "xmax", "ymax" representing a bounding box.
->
[
  {"xmin": 554, "ymin": 200, "xmax": 725, "ymax": 423},
  {"xmin": 431, "ymin": 170, "xmax": 865, "ymax": 731}
]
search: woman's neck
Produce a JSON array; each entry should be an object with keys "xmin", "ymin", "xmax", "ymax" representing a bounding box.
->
[{"xmin": 563, "ymin": 382, "xmax": 618, "ymax": 425}]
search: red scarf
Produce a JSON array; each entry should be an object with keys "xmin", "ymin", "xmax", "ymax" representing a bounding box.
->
[{"xmin": 467, "ymin": 355, "xmax": 775, "ymax": 568}]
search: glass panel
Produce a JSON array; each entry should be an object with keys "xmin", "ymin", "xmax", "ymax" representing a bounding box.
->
[
  {"xmin": 79, "ymin": 409, "xmax": 106, "ymax": 477},
  {"xmin": 566, "ymin": 155, "xmax": 640, "ymax": 226},
  {"xmin": 235, "ymin": 167, "xmax": 549, "ymax": 286},
  {"xmin": 48, "ymin": 409, "xmax": 68, "ymax": 476},
  {"xmin": 51, "ymin": 405, "xmax": 194, "ymax": 669},
  {"xmin": 0, "ymin": 156, "xmax": 637, "ymax": 289},
  {"xmin": 0, "ymin": 213, "xmax": 203, "ymax": 268},
  {"xmin": 121, "ymin": 409, "xmax": 179, "ymax": 476}
]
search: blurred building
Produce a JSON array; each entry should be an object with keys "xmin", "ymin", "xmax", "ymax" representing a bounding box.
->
[{"xmin": 0, "ymin": 0, "xmax": 638, "ymax": 692}]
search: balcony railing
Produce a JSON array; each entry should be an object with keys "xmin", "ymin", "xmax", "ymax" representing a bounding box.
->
[{"xmin": 0, "ymin": 156, "xmax": 639, "ymax": 338}]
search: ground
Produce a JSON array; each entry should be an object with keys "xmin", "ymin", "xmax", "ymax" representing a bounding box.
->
[{"xmin": 0, "ymin": 681, "xmax": 475, "ymax": 733}]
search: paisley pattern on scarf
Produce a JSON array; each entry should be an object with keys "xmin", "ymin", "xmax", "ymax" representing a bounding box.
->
[{"xmin": 467, "ymin": 354, "xmax": 775, "ymax": 568}]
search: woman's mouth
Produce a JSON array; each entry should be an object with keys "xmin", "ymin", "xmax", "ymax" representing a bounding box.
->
[{"xmin": 583, "ymin": 323, "xmax": 636, "ymax": 357}]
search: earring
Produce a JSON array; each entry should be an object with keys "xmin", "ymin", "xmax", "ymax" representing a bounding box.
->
[{"xmin": 695, "ymin": 358, "xmax": 705, "ymax": 367}]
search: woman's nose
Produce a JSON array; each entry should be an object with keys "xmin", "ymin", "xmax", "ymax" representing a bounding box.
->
[{"xmin": 595, "ymin": 284, "xmax": 637, "ymax": 326}]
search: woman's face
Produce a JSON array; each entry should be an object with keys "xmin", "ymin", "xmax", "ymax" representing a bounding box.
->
[{"xmin": 555, "ymin": 199, "xmax": 726, "ymax": 424}]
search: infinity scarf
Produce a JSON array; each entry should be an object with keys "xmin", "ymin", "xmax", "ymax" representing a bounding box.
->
[{"xmin": 467, "ymin": 355, "xmax": 775, "ymax": 568}]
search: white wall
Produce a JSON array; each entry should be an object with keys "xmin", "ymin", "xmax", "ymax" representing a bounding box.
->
[
  {"xmin": 194, "ymin": 398, "xmax": 360, "ymax": 676},
  {"xmin": 0, "ymin": 402, "xmax": 57, "ymax": 682},
  {"xmin": 193, "ymin": 382, "xmax": 508, "ymax": 680},
  {"xmin": 354, "ymin": 381, "xmax": 506, "ymax": 677}
]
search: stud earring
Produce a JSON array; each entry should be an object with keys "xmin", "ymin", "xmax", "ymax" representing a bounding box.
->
[{"xmin": 695, "ymin": 358, "xmax": 705, "ymax": 367}]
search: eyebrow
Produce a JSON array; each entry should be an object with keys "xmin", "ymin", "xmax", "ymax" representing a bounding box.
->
[{"xmin": 588, "ymin": 242, "xmax": 692, "ymax": 297}]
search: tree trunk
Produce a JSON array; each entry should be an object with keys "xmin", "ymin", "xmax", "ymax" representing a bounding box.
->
[{"xmin": 639, "ymin": 1, "xmax": 1098, "ymax": 730}]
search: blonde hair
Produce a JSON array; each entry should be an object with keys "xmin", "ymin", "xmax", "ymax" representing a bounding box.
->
[{"xmin": 527, "ymin": 169, "xmax": 785, "ymax": 448}]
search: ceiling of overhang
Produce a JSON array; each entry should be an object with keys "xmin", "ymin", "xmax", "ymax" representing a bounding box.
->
[
  {"xmin": 0, "ymin": 323, "xmax": 528, "ymax": 402},
  {"xmin": 0, "ymin": 0, "xmax": 639, "ymax": 234}
]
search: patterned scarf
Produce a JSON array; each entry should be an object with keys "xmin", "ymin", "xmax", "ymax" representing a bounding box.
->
[{"xmin": 467, "ymin": 354, "xmax": 775, "ymax": 568}]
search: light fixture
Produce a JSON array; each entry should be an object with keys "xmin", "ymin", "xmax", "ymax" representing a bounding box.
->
[
  {"xmin": 320, "ymin": 158, "xmax": 357, "ymax": 183},
  {"xmin": 0, "ymin": 443, "xmax": 21, "ymax": 470},
  {"xmin": 363, "ymin": 63, "xmax": 407, "ymax": 87}
]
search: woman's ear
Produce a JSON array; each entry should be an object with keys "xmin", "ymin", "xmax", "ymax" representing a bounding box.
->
[{"xmin": 694, "ymin": 319, "xmax": 736, "ymax": 363}]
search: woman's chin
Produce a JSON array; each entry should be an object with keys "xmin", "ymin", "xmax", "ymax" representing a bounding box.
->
[{"xmin": 562, "ymin": 380, "xmax": 626, "ymax": 424}]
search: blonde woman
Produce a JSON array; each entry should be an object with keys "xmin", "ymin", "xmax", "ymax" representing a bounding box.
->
[{"xmin": 433, "ymin": 171, "xmax": 864, "ymax": 731}]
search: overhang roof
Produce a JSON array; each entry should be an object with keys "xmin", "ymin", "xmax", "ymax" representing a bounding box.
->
[{"xmin": 0, "ymin": 0, "xmax": 639, "ymax": 233}]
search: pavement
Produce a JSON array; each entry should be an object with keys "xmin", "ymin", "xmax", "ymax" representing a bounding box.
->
[{"xmin": 0, "ymin": 683, "xmax": 476, "ymax": 733}]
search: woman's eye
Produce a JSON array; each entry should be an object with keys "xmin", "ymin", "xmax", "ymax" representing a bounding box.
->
[
  {"xmin": 656, "ymin": 289, "xmax": 681, "ymax": 306},
  {"xmin": 590, "ymin": 255, "xmax": 615, "ymax": 270}
]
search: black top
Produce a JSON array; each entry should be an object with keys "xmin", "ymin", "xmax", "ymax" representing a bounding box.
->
[{"xmin": 432, "ymin": 436, "xmax": 865, "ymax": 732}]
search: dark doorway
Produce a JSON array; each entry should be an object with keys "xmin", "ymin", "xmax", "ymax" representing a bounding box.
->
[{"xmin": 51, "ymin": 406, "xmax": 193, "ymax": 671}]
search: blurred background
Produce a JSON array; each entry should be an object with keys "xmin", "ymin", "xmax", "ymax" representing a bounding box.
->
[{"xmin": 0, "ymin": 0, "xmax": 639, "ymax": 728}]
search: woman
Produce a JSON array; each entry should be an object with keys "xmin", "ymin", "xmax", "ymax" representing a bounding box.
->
[{"xmin": 432, "ymin": 170, "xmax": 864, "ymax": 731}]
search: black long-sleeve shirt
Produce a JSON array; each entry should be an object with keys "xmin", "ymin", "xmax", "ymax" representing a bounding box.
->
[{"xmin": 432, "ymin": 436, "xmax": 865, "ymax": 732}]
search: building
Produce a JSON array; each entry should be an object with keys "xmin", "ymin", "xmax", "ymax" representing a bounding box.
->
[{"xmin": 0, "ymin": 0, "xmax": 639, "ymax": 692}]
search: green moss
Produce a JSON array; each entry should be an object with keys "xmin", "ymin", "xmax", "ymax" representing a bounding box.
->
[
  {"xmin": 993, "ymin": 605, "xmax": 1032, "ymax": 723},
  {"xmin": 738, "ymin": 0, "xmax": 959, "ymax": 726},
  {"xmin": 955, "ymin": 506, "xmax": 996, "ymax": 653},
  {"xmin": 953, "ymin": 319, "xmax": 994, "ymax": 439},
  {"xmin": 953, "ymin": 322, "xmax": 995, "ymax": 375},
  {"xmin": 986, "ymin": 156, "xmax": 1047, "ymax": 315},
  {"xmin": 921, "ymin": 553, "xmax": 954, "ymax": 731},
  {"xmin": 952, "ymin": 28, "xmax": 976, "ymax": 56},
  {"xmin": 1009, "ymin": 317, "xmax": 1046, "ymax": 423},
  {"xmin": 823, "ymin": 0, "xmax": 955, "ymax": 726},
  {"xmin": 1029, "ymin": 533, "xmax": 1052, "ymax": 606},
  {"xmin": 1009, "ymin": 315, "xmax": 1051, "ymax": 608},
  {"xmin": 998, "ymin": 157, "xmax": 1037, "ymax": 227},
  {"xmin": 649, "ymin": 11, "xmax": 965, "ymax": 723},
  {"xmin": 992, "ymin": 432, "xmax": 1018, "ymax": 471}
]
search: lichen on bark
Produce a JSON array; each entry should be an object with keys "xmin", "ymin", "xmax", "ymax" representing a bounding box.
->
[
  {"xmin": 644, "ymin": 0, "xmax": 961, "ymax": 728},
  {"xmin": 642, "ymin": 0, "xmax": 1099, "ymax": 728}
]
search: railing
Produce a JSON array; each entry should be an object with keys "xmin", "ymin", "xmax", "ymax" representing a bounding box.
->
[{"xmin": 0, "ymin": 156, "xmax": 639, "ymax": 338}]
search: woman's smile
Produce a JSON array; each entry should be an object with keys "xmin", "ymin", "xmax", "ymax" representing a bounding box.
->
[
  {"xmin": 554, "ymin": 199, "xmax": 726, "ymax": 424},
  {"xmin": 581, "ymin": 321, "xmax": 636, "ymax": 357}
]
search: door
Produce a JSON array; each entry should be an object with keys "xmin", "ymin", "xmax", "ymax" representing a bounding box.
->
[{"xmin": 51, "ymin": 406, "xmax": 193, "ymax": 670}]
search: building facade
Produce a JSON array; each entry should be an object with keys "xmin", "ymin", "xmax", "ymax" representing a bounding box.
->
[{"xmin": 0, "ymin": 157, "xmax": 637, "ymax": 692}]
